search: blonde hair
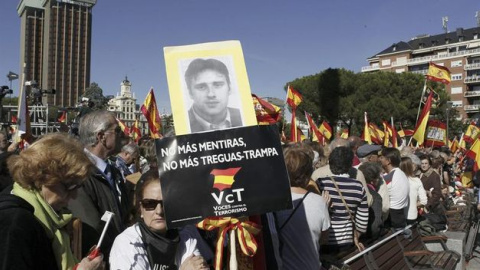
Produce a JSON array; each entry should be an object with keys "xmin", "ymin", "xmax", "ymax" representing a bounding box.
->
[{"xmin": 8, "ymin": 133, "xmax": 95, "ymax": 190}]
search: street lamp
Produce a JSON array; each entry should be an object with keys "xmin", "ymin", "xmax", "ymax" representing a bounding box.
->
[{"xmin": 446, "ymin": 101, "xmax": 453, "ymax": 147}]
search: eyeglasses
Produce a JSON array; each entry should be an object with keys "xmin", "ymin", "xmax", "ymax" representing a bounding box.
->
[
  {"xmin": 140, "ymin": 199, "xmax": 164, "ymax": 211},
  {"xmin": 105, "ymin": 126, "xmax": 122, "ymax": 135}
]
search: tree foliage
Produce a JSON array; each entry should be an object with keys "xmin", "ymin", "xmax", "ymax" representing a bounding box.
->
[
  {"xmin": 285, "ymin": 69, "xmax": 462, "ymax": 139},
  {"xmin": 82, "ymin": 82, "xmax": 108, "ymax": 110}
]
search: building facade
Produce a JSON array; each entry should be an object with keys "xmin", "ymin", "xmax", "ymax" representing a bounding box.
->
[
  {"xmin": 362, "ymin": 26, "xmax": 480, "ymax": 121},
  {"xmin": 17, "ymin": 0, "xmax": 96, "ymax": 107}
]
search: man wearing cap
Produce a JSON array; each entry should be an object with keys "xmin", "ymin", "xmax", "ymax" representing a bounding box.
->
[
  {"xmin": 357, "ymin": 144, "xmax": 390, "ymax": 220},
  {"xmin": 378, "ymin": 147, "xmax": 410, "ymax": 230},
  {"xmin": 356, "ymin": 144, "xmax": 382, "ymax": 164}
]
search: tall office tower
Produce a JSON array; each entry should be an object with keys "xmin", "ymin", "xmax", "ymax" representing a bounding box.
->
[{"xmin": 17, "ymin": 0, "xmax": 96, "ymax": 107}]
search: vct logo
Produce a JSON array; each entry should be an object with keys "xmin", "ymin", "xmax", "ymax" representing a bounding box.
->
[{"xmin": 210, "ymin": 167, "xmax": 244, "ymax": 205}]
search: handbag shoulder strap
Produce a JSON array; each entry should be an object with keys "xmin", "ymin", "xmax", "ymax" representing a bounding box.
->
[
  {"xmin": 279, "ymin": 191, "xmax": 310, "ymax": 230},
  {"xmin": 330, "ymin": 176, "xmax": 355, "ymax": 224}
]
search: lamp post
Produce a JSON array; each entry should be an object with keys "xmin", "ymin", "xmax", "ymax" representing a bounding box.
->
[{"xmin": 446, "ymin": 101, "xmax": 453, "ymax": 147}]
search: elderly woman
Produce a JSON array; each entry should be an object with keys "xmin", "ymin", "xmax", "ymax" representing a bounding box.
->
[
  {"xmin": 0, "ymin": 133, "xmax": 103, "ymax": 270},
  {"xmin": 274, "ymin": 144, "xmax": 330, "ymax": 270},
  {"xmin": 110, "ymin": 171, "xmax": 210, "ymax": 270},
  {"xmin": 317, "ymin": 146, "xmax": 368, "ymax": 254}
]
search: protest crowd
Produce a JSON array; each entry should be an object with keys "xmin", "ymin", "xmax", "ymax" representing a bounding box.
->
[{"xmin": 0, "ymin": 51, "xmax": 479, "ymax": 270}]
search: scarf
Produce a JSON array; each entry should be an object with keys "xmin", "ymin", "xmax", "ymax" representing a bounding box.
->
[
  {"xmin": 12, "ymin": 182, "xmax": 77, "ymax": 270},
  {"xmin": 138, "ymin": 220, "xmax": 180, "ymax": 270}
]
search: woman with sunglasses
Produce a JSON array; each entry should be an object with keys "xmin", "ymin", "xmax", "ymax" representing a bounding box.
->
[
  {"xmin": 110, "ymin": 170, "xmax": 209, "ymax": 270},
  {"xmin": 0, "ymin": 133, "xmax": 104, "ymax": 270}
]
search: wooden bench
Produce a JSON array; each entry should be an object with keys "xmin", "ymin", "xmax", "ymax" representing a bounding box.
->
[
  {"xmin": 395, "ymin": 225, "xmax": 460, "ymax": 270},
  {"xmin": 336, "ymin": 224, "xmax": 460, "ymax": 270}
]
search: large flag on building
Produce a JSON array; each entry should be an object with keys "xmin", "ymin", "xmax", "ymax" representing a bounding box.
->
[
  {"xmin": 304, "ymin": 111, "xmax": 324, "ymax": 144},
  {"xmin": 252, "ymin": 94, "xmax": 281, "ymax": 125},
  {"xmin": 319, "ymin": 121, "xmax": 333, "ymax": 140},
  {"xmin": 363, "ymin": 112, "xmax": 372, "ymax": 144},
  {"xmin": 140, "ymin": 88, "xmax": 162, "ymax": 139},
  {"xmin": 426, "ymin": 62, "xmax": 451, "ymax": 84},
  {"xmin": 131, "ymin": 119, "xmax": 142, "ymax": 143},
  {"xmin": 412, "ymin": 91, "xmax": 434, "ymax": 145},
  {"xmin": 424, "ymin": 119, "xmax": 447, "ymax": 147},
  {"xmin": 286, "ymin": 85, "xmax": 302, "ymax": 110}
]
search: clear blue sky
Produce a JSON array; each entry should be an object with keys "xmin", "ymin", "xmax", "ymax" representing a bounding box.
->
[{"xmin": 1, "ymin": 0, "xmax": 479, "ymax": 113}]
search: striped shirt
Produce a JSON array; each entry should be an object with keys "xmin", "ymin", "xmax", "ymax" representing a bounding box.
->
[{"xmin": 316, "ymin": 174, "xmax": 369, "ymax": 246}]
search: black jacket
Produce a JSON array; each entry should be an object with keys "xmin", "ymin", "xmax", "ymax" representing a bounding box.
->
[
  {"xmin": 0, "ymin": 194, "xmax": 58, "ymax": 270},
  {"xmin": 68, "ymin": 166, "xmax": 131, "ymax": 259}
]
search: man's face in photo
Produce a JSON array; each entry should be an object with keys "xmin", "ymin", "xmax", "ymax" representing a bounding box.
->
[{"xmin": 189, "ymin": 69, "xmax": 231, "ymax": 121}]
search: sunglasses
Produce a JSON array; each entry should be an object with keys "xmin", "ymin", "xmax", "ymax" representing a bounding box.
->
[{"xmin": 141, "ymin": 199, "xmax": 164, "ymax": 211}]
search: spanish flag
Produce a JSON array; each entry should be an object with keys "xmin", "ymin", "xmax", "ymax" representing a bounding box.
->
[
  {"xmin": 467, "ymin": 138, "xmax": 480, "ymax": 172},
  {"xmin": 319, "ymin": 121, "xmax": 333, "ymax": 140},
  {"xmin": 464, "ymin": 122, "xmax": 480, "ymax": 143},
  {"xmin": 116, "ymin": 118, "xmax": 130, "ymax": 136},
  {"xmin": 340, "ymin": 129, "xmax": 349, "ymax": 139},
  {"xmin": 211, "ymin": 168, "xmax": 241, "ymax": 191},
  {"xmin": 290, "ymin": 112, "xmax": 299, "ymax": 142},
  {"xmin": 305, "ymin": 111, "xmax": 324, "ymax": 144},
  {"xmin": 131, "ymin": 119, "xmax": 142, "ymax": 143},
  {"xmin": 426, "ymin": 62, "xmax": 451, "ymax": 84},
  {"xmin": 286, "ymin": 85, "xmax": 302, "ymax": 109},
  {"xmin": 140, "ymin": 88, "xmax": 162, "ymax": 139},
  {"xmin": 363, "ymin": 112, "xmax": 371, "ymax": 144},
  {"xmin": 252, "ymin": 94, "xmax": 281, "ymax": 125},
  {"xmin": 412, "ymin": 91, "xmax": 434, "ymax": 145}
]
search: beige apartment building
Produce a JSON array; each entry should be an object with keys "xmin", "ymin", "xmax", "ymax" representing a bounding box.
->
[{"xmin": 362, "ymin": 26, "xmax": 480, "ymax": 121}]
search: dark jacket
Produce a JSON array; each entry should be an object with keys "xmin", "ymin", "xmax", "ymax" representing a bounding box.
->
[
  {"xmin": 0, "ymin": 194, "xmax": 58, "ymax": 270},
  {"xmin": 420, "ymin": 169, "xmax": 443, "ymax": 209},
  {"xmin": 68, "ymin": 166, "xmax": 130, "ymax": 258},
  {"xmin": 188, "ymin": 107, "xmax": 242, "ymax": 132}
]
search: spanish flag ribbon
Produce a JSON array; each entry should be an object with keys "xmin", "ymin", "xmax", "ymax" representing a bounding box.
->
[{"xmin": 197, "ymin": 217, "xmax": 261, "ymax": 270}]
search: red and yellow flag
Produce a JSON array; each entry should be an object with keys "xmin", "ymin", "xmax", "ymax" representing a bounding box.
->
[
  {"xmin": 426, "ymin": 62, "xmax": 451, "ymax": 84},
  {"xmin": 305, "ymin": 111, "xmax": 325, "ymax": 144},
  {"xmin": 412, "ymin": 91, "xmax": 434, "ymax": 145},
  {"xmin": 319, "ymin": 121, "xmax": 332, "ymax": 140},
  {"xmin": 58, "ymin": 111, "xmax": 66, "ymax": 123},
  {"xmin": 131, "ymin": 119, "xmax": 142, "ymax": 143},
  {"xmin": 450, "ymin": 137, "xmax": 459, "ymax": 153},
  {"xmin": 363, "ymin": 112, "xmax": 371, "ymax": 144},
  {"xmin": 340, "ymin": 129, "xmax": 349, "ymax": 139},
  {"xmin": 140, "ymin": 88, "xmax": 162, "ymax": 139},
  {"xmin": 286, "ymin": 85, "xmax": 302, "ymax": 109},
  {"xmin": 290, "ymin": 111, "xmax": 299, "ymax": 142},
  {"xmin": 467, "ymin": 138, "xmax": 480, "ymax": 172},
  {"xmin": 252, "ymin": 94, "xmax": 281, "ymax": 125},
  {"xmin": 464, "ymin": 122, "xmax": 480, "ymax": 144},
  {"xmin": 116, "ymin": 118, "xmax": 130, "ymax": 136},
  {"xmin": 211, "ymin": 168, "xmax": 241, "ymax": 191}
]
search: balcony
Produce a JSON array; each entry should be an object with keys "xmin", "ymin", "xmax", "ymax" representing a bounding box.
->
[
  {"xmin": 464, "ymin": 62, "xmax": 480, "ymax": 70},
  {"xmin": 361, "ymin": 48, "xmax": 480, "ymax": 72},
  {"xmin": 464, "ymin": 76, "xmax": 480, "ymax": 84},
  {"xmin": 464, "ymin": 90, "xmax": 480, "ymax": 97},
  {"xmin": 464, "ymin": 104, "xmax": 480, "ymax": 112},
  {"xmin": 361, "ymin": 65, "xmax": 380, "ymax": 72},
  {"xmin": 410, "ymin": 69, "xmax": 428, "ymax": 75}
]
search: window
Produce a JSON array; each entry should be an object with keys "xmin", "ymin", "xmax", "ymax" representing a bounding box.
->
[
  {"xmin": 396, "ymin": 56, "xmax": 407, "ymax": 64},
  {"xmin": 381, "ymin": 59, "xmax": 391, "ymax": 66},
  {"xmin": 452, "ymin": 100, "xmax": 462, "ymax": 108},
  {"xmin": 395, "ymin": 68, "xmax": 405, "ymax": 73},
  {"xmin": 451, "ymin": 60, "xmax": 462, "ymax": 68},
  {"xmin": 451, "ymin": 73, "xmax": 463, "ymax": 81},
  {"xmin": 451, "ymin": 86, "xmax": 462, "ymax": 94}
]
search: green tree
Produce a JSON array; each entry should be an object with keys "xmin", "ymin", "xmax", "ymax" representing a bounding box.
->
[{"xmin": 82, "ymin": 82, "xmax": 108, "ymax": 110}]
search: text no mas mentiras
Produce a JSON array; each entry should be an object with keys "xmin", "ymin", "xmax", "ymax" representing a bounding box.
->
[
  {"xmin": 159, "ymin": 137, "xmax": 246, "ymax": 157},
  {"xmin": 161, "ymin": 147, "xmax": 279, "ymax": 171}
]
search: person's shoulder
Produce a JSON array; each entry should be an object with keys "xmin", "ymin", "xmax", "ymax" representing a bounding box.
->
[{"xmin": 114, "ymin": 223, "xmax": 141, "ymax": 244}]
